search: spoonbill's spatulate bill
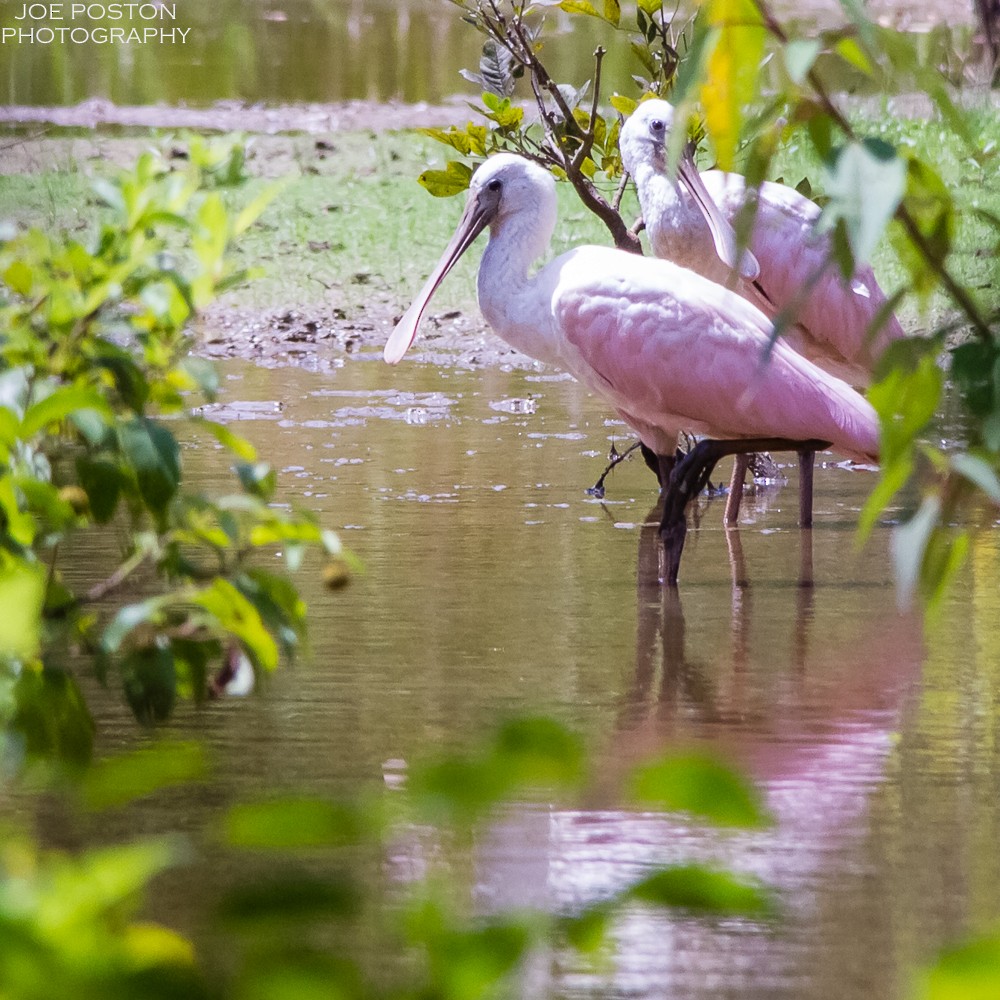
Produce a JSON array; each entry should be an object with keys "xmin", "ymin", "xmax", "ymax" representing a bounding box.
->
[{"xmin": 385, "ymin": 153, "xmax": 879, "ymax": 582}]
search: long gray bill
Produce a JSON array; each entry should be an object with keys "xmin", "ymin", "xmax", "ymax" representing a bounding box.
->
[
  {"xmin": 677, "ymin": 145, "xmax": 760, "ymax": 282},
  {"xmin": 384, "ymin": 190, "xmax": 495, "ymax": 365}
]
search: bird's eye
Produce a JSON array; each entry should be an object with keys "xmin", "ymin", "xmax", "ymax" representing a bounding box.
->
[
  {"xmin": 650, "ymin": 119, "xmax": 665, "ymax": 133},
  {"xmin": 487, "ymin": 178, "xmax": 502, "ymax": 192}
]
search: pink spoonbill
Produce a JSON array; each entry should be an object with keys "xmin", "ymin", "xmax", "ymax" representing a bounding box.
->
[
  {"xmin": 384, "ymin": 153, "xmax": 879, "ymax": 583},
  {"xmin": 619, "ymin": 99, "xmax": 902, "ymax": 522}
]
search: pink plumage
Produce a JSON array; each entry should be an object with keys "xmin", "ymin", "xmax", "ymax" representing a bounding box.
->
[
  {"xmin": 385, "ymin": 154, "xmax": 879, "ymax": 469},
  {"xmin": 619, "ymin": 99, "xmax": 905, "ymax": 387}
]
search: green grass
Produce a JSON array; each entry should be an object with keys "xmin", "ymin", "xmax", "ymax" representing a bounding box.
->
[{"xmin": 1, "ymin": 114, "xmax": 999, "ymax": 330}]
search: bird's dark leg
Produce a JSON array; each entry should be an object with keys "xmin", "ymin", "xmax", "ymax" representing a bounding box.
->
[
  {"xmin": 798, "ymin": 447, "xmax": 815, "ymax": 528},
  {"xmin": 659, "ymin": 437, "xmax": 831, "ymax": 586},
  {"xmin": 639, "ymin": 442, "xmax": 682, "ymax": 492}
]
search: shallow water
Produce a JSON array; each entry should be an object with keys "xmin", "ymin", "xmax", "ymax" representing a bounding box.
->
[{"xmin": 65, "ymin": 344, "xmax": 1000, "ymax": 998}]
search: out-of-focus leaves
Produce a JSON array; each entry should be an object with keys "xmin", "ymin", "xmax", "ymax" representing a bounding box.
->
[
  {"xmin": 217, "ymin": 873, "xmax": 361, "ymax": 927},
  {"xmin": 627, "ymin": 864, "xmax": 775, "ymax": 917},
  {"xmin": 891, "ymin": 494, "xmax": 941, "ymax": 610},
  {"xmin": 783, "ymin": 39, "xmax": 821, "ymax": 85},
  {"xmin": 950, "ymin": 452, "xmax": 1000, "ymax": 504},
  {"xmin": 119, "ymin": 417, "xmax": 181, "ymax": 519},
  {"xmin": 236, "ymin": 461, "xmax": 277, "ymax": 501},
  {"xmin": 559, "ymin": 0, "xmax": 620, "ymax": 26},
  {"xmin": 76, "ymin": 455, "xmax": 126, "ymax": 524},
  {"xmin": 0, "ymin": 563, "xmax": 46, "ymax": 659},
  {"xmin": 194, "ymin": 578, "xmax": 279, "ymax": 673},
  {"xmin": 12, "ymin": 666, "xmax": 95, "ymax": 769},
  {"xmin": 491, "ymin": 716, "xmax": 585, "ymax": 789},
  {"xmin": 629, "ymin": 752, "xmax": 771, "ymax": 828},
  {"xmin": 20, "ymin": 386, "xmax": 111, "ymax": 439},
  {"xmin": 406, "ymin": 898, "xmax": 537, "ymax": 1000},
  {"xmin": 123, "ymin": 645, "xmax": 177, "ymax": 724},
  {"xmin": 224, "ymin": 797, "xmax": 370, "ymax": 849},
  {"xmin": 916, "ymin": 933, "xmax": 1000, "ymax": 1000},
  {"xmin": 232, "ymin": 953, "xmax": 363, "ymax": 1000},
  {"xmin": 410, "ymin": 716, "xmax": 586, "ymax": 825},
  {"xmin": 195, "ymin": 418, "xmax": 258, "ymax": 462},
  {"xmin": 699, "ymin": 0, "xmax": 765, "ymax": 170},
  {"xmin": 83, "ymin": 741, "xmax": 207, "ymax": 810},
  {"xmin": 891, "ymin": 157, "xmax": 955, "ymax": 301},
  {"xmin": 559, "ymin": 903, "xmax": 612, "ymax": 954}
]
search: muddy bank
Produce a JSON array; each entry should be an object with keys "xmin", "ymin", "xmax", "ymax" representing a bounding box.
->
[
  {"xmin": 0, "ymin": 96, "xmax": 478, "ymax": 136},
  {"xmin": 197, "ymin": 301, "xmax": 535, "ymax": 372}
]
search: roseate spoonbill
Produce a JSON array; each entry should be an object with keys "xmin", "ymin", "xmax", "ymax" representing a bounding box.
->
[
  {"xmin": 384, "ymin": 153, "xmax": 878, "ymax": 583},
  {"xmin": 619, "ymin": 99, "xmax": 902, "ymax": 522}
]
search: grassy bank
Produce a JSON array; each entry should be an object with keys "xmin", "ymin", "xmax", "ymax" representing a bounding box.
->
[{"xmin": 1, "ymin": 112, "xmax": 999, "ymax": 339}]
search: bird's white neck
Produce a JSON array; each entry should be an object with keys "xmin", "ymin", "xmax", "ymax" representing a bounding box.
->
[
  {"xmin": 632, "ymin": 160, "xmax": 711, "ymax": 259},
  {"xmin": 476, "ymin": 189, "xmax": 564, "ymax": 366}
]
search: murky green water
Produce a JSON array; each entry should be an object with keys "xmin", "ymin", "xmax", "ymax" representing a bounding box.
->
[
  {"xmin": 0, "ymin": 0, "xmax": 981, "ymax": 107},
  {"xmin": 58, "ymin": 344, "xmax": 1000, "ymax": 998}
]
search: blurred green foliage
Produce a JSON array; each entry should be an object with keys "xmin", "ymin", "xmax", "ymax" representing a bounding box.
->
[
  {"xmin": 0, "ymin": 717, "xmax": 776, "ymax": 1000},
  {"xmin": 0, "ymin": 136, "xmax": 345, "ymax": 743}
]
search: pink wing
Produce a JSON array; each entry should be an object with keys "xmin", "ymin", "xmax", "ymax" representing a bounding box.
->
[
  {"xmin": 547, "ymin": 247, "xmax": 879, "ymax": 463},
  {"xmin": 704, "ymin": 173, "xmax": 905, "ymax": 378}
]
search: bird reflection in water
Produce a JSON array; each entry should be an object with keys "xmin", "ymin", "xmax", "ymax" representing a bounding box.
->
[{"xmin": 474, "ymin": 501, "xmax": 922, "ymax": 999}]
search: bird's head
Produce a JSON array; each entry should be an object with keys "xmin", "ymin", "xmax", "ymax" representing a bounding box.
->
[
  {"xmin": 619, "ymin": 99, "xmax": 676, "ymax": 176},
  {"xmin": 384, "ymin": 154, "xmax": 557, "ymax": 365},
  {"xmin": 620, "ymin": 100, "xmax": 760, "ymax": 282}
]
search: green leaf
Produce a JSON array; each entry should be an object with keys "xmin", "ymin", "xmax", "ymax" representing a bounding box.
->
[
  {"xmin": 822, "ymin": 139, "xmax": 906, "ymax": 266},
  {"xmin": 629, "ymin": 752, "xmax": 770, "ymax": 827},
  {"xmin": 0, "ymin": 563, "xmax": 46, "ymax": 659},
  {"xmin": 12, "ymin": 666, "xmax": 95, "ymax": 769},
  {"xmin": 119, "ymin": 417, "xmax": 181, "ymax": 518},
  {"xmin": 834, "ymin": 37, "xmax": 874, "ymax": 74},
  {"xmin": 610, "ymin": 93, "xmax": 638, "ymax": 117},
  {"xmin": 4, "ymin": 259, "xmax": 34, "ymax": 296},
  {"xmin": 418, "ymin": 161, "xmax": 474, "ymax": 198},
  {"xmin": 76, "ymin": 456, "xmax": 125, "ymax": 524},
  {"xmin": 55, "ymin": 837, "xmax": 182, "ymax": 923},
  {"xmin": 700, "ymin": 0, "xmax": 765, "ymax": 170},
  {"xmin": 236, "ymin": 461, "xmax": 277, "ymax": 500},
  {"xmin": 921, "ymin": 933, "xmax": 1000, "ymax": 1000},
  {"xmin": 559, "ymin": 0, "xmax": 600, "ymax": 17},
  {"xmin": 123, "ymin": 645, "xmax": 177, "ymax": 724},
  {"xmin": 950, "ymin": 452, "xmax": 1000, "ymax": 504},
  {"xmin": 195, "ymin": 418, "xmax": 257, "ymax": 462},
  {"xmin": 84, "ymin": 741, "xmax": 207, "ymax": 809},
  {"xmin": 492, "ymin": 716, "xmax": 585, "ymax": 790},
  {"xmin": 178, "ymin": 357, "xmax": 220, "ymax": 399},
  {"xmin": 21, "ymin": 386, "xmax": 112, "ymax": 439},
  {"xmin": 217, "ymin": 874, "xmax": 361, "ymax": 926},
  {"xmin": 784, "ymin": 39, "xmax": 821, "ymax": 85},
  {"xmin": 891, "ymin": 494, "xmax": 940, "ymax": 610},
  {"xmin": 627, "ymin": 864, "xmax": 774, "ymax": 917},
  {"xmin": 102, "ymin": 595, "xmax": 168, "ymax": 654},
  {"xmin": 193, "ymin": 578, "xmax": 279, "ymax": 673},
  {"xmin": 637, "ymin": 0, "xmax": 661, "ymax": 13},
  {"xmin": 224, "ymin": 797, "xmax": 369, "ymax": 849},
  {"xmin": 234, "ymin": 179, "xmax": 283, "ymax": 236}
]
